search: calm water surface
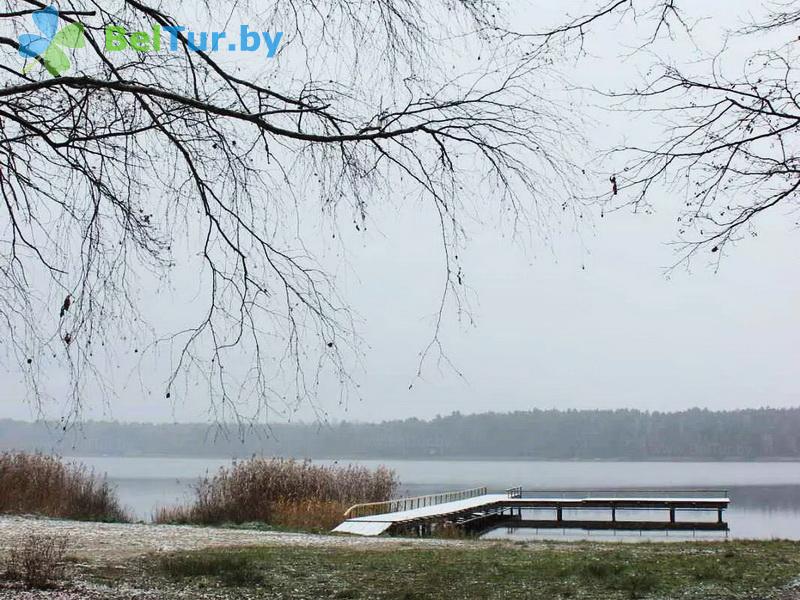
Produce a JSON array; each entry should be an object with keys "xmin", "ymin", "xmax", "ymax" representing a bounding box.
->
[{"xmin": 71, "ymin": 457, "xmax": 800, "ymax": 541}]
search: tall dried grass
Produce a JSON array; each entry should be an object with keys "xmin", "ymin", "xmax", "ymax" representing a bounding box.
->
[
  {"xmin": 153, "ymin": 458, "xmax": 397, "ymax": 529},
  {"xmin": 0, "ymin": 452, "xmax": 129, "ymax": 522},
  {"xmin": 269, "ymin": 499, "xmax": 350, "ymax": 531}
]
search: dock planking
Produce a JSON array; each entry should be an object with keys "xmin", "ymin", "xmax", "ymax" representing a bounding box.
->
[{"xmin": 333, "ymin": 488, "xmax": 731, "ymax": 537}]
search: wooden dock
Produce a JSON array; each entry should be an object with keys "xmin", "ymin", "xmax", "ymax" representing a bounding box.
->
[{"xmin": 333, "ymin": 487, "xmax": 730, "ymax": 537}]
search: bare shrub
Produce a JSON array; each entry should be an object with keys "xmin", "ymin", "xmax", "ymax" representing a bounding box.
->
[
  {"xmin": 154, "ymin": 458, "xmax": 397, "ymax": 529},
  {"xmin": 0, "ymin": 452, "xmax": 129, "ymax": 522},
  {"xmin": 2, "ymin": 533, "xmax": 69, "ymax": 589}
]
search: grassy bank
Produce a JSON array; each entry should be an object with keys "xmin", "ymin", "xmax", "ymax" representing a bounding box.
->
[{"xmin": 85, "ymin": 540, "xmax": 800, "ymax": 599}]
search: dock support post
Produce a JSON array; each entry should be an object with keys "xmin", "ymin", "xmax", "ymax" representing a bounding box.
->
[
  {"xmin": 718, "ymin": 508, "xmax": 723, "ymax": 524},
  {"xmin": 611, "ymin": 506, "xmax": 616, "ymax": 523},
  {"xmin": 669, "ymin": 507, "xmax": 676, "ymax": 523},
  {"xmin": 556, "ymin": 507, "xmax": 563, "ymax": 522}
]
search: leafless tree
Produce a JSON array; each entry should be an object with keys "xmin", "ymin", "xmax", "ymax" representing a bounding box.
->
[
  {"xmin": 518, "ymin": 0, "xmax": 800, "ymax": 266},
  {"xmin": 0, "ymin": 1, "xmax": 579, "ymax": 422}
]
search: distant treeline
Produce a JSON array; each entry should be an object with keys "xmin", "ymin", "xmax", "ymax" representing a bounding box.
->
[{"xmin": 1, "ymin": 408, "xmax": 799, "ymax": 460}]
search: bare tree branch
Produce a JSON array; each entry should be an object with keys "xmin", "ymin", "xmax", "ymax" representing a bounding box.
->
[{"xmin": 0, "ymin": 0, "xmax": 579, "ymax": 424}]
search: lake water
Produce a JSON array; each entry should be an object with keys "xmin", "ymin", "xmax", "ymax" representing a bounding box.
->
[{"xmin": 72, "ymin": 456, "xmax": 800, "ymax": 541}]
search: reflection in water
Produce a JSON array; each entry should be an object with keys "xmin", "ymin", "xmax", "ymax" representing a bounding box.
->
[
  {"xmin": 483, "ymin": 527, "xmax": 730, "ymax": 543},
  {"xmin": 729, "ymin": 485, "xmax": 800, "ymax": 511},
  {"xmin": 725, "ymin": 485, "xmax": 800, "ymax": 540},
  {"xmin": 482, "ymin": 486, "xmax": 800, "ymax": 542}
]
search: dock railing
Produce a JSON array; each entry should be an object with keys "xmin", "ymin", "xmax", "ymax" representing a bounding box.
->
[
  {"xmin": 343, "ymin": 486, "xmax": 488, "ymax": 518},
  {"xmin": 514, "ymin": 489, "xmax": 729, "ymax": 500},
  {"xmin": 506, "ymin": 486, "xmax": 523, "ymax": 499}
]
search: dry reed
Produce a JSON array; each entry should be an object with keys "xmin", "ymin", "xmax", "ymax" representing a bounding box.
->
[
  {"xmin": 0, "ymin": 452, "xmax": 129, "ymax": 522},
  {"xmin": 153, "ymin": 458, "xmax": 397, "ymax": 529}
]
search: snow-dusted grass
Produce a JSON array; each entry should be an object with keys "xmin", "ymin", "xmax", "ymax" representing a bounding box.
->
[
  {"xmin": 138, "ymin": 541, "xmax": 800, "ymax": 599},
  {"xmin": 21, "ymin": 540, "xmax": 798, "ymax": 600},
  {"xmin": 2, "ymin": 516, "xmax": 799, "ymax": 599}
]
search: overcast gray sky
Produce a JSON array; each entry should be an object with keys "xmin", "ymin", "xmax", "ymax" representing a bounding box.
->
[{"xmin": 2, "ymin": 0, "xmax": 798, "ymax": 423}]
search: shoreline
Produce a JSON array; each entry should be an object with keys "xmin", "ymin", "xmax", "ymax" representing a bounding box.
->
[{"xmin": 57, "ymin": 454, "xmax": 800, "ymax": 463}]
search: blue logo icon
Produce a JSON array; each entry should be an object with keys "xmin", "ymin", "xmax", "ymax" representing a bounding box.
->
[{"xmin": 18, "ymin": 5, "xmax": 85, "ymax": 76}]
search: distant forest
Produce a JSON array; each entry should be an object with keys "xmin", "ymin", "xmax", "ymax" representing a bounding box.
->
[{"xmin": 2, "ymin": 408, "xmax": 799, "ymax": 460}]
